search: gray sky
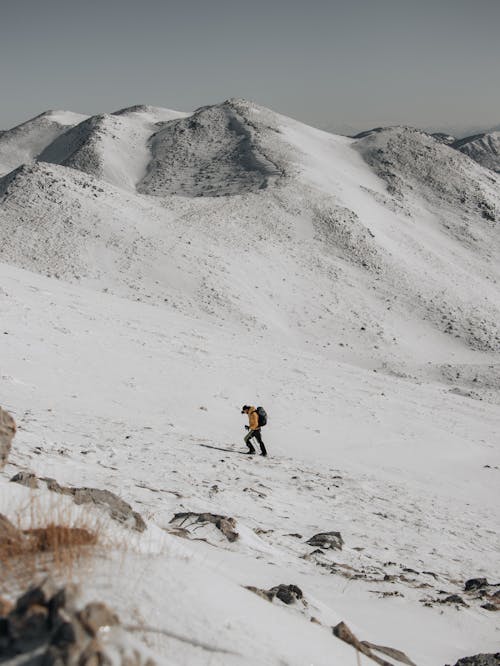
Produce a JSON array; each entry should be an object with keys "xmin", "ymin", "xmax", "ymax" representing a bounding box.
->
[{"xmin": 1, "ymin": 0, "xmax": 499, "ymax": 134}]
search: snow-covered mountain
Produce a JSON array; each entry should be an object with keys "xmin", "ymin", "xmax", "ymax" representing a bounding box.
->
[
  {"xmin": 0, "ymin": 100, "xmax": 499, "ymax": 665},
  {"xmin": 38, "ymin": 105, "xmax": 189, "ymax": 191},
  {"xmin": 453, "ymin": 131, "xmax": 500, "ymax": 174},
  {"xmin": 431, "ymin": 132, "xmax": 456, "ymax": 146},
  {"xmin": 1, "ymin": 101, "xmax": 499, "ymax": 362},
  {"xmin": 350, "ymin": 124, "xmax": 500, "ymax": 175},
  {"xmin": 0, "ymin": 109, "xmax": 88, "ymax": 176}
]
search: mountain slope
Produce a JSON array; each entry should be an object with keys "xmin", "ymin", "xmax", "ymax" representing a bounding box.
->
[
  {"xmin": 38, "ymin": 105, "xmax": 189, "ymax": 191},
  {"xmin": 139, "ymin": 99, "xmax": 285, "ymax": 196},
  {"xmin": 453, "ymin": 130, "xmax": 500, "ymax": 174},
  {"xmin": 0, "ymin": 99, "xmax": 499, "ymax": 665},
  {"xmin": 0, "ymin": 109, "xmax": 87, "ymax": 176},
  {"xmin": 1, "ymin": 102, "xmax": 499, "ymax": 365},
  {"xmin": 1, "ymin": 259, "xmax": 499, "ymax": 665}
]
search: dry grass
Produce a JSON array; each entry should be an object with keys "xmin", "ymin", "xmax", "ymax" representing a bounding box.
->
[{"xmin": 0, "ymin": 491, "xmax": 104, "ymax": 594}]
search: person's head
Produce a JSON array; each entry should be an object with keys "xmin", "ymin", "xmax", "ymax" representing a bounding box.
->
[{"xmin": 241, "ymin": 405, "xmax": 250, "ymax": 414}]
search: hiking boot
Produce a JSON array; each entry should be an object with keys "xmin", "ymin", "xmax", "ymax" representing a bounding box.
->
[
  {"xmin": 244, "ymin": 449, "xmax": 256, "ymax": 455},
  {"xmin": 260, "ymin": 452, "xmax": 267, "ymax": 457}
]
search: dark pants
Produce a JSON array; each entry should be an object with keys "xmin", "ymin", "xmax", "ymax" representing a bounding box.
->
[{"xmin": 244, "ymin": 429, "xmax": 267, "ymax": 455}]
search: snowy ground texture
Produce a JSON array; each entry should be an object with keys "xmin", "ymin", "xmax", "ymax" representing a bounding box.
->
[{"xmin": 0, "ymin": 99, "xmax": 499, "ymax": 665}]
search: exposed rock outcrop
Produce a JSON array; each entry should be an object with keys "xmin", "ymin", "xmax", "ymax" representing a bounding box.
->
[
  {"xmin": 246, "ymin": 583, "xmax": 304, "ymax": 605},
  {"xmin": 70, "ymin": 487, "xmax": 146, "ymax": 532},
  {"xmin": 169, "ymin": 511, "xmax": 238, "ymax": 542},
  {"xmin": 464, "ymin": 578, "xmax": 489, "ymax": 591},
  {"xmin": 0, "ymin": 406, "xmax": 16, "ymax": 469},
  {"xmin": 306, "ymin": 531, "xmax": 344, "ymax": 550},
  {"xmin": 0, "ymin": 578, "xmax": 155, "ymax": 665},
  {"xmin": 10, "ymin": 473, "xmax": 146, "ymax": 532},
  {"xmin": 448, "ymin": 655, "xmax": 500, "ymax": 666},
  {"xmin": 9, "ymin": 470, "xmax": 38, "ymax": 488},
  {"xmin": 461, "ymin": 578, "xmax": 500, "ymax": 611},
  {"xmin": 270, "ymin": 584, "xmax": 303, "ymax": 605}
]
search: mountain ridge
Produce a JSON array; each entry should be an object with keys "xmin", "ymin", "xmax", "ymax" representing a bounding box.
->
[{"xmin": 1, "ymin": 100, "xmax": 499, "ymax": 362}]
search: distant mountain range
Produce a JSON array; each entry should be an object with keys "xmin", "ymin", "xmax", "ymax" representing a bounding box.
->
[{"xmin": 450, "ymin": 130, "xmax": 500, "ymax": 173}]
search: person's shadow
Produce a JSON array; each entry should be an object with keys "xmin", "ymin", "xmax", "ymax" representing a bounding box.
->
[{"xmin": 199, "ymin": 443, "xmax": 238, "ymax": 453}]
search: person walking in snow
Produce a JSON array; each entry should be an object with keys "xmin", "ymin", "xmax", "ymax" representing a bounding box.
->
[{"xmin": 241, "ymin": 405, "xmax": 267, "ymax": 456}]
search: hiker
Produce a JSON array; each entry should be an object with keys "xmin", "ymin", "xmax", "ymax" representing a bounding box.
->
[{"xmin": 241, "ymin": 405, "xmax": 267, "ymax": 456}]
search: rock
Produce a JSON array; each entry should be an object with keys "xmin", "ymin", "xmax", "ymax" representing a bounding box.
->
[
  {"xmin": 170, "ymin": 512, "xmax": 239, "ymax": 542},
  {"xmin": 78, "ymin": 602, "xmax": 119, "ymax": 637},
  {"xmin": 15, "ymin": 578, "xmax": 60, "ymax": 614},
  {"xmin": 442, "ymin": 594, "xmax": 466, "ymax": 605},
  {"xmin": 10, "ymin": 473, "xmax": 147, "ymax": 532},
  {"xmin": 450, "ymin": 655, "xmax": 500, "ymax": 666},
  {"xmin": 0, "ymin": 618, "xmax": 9, "ymax": 653},
  {"xmin": 70, "ymin": 487, "xmax": 147, "ymax": 532},
  {"xmin": 0, "ymin": 407, "xmax": 16, "ymax": 469},
  {"xmin": 307, "ymin": 531, "xmax": 344, "ymax": 550},
  {"xmin": 333, "ymin": 621, "xmax": 417, "ymax": 666},
  {"xmin": 0, "ymin": 579, "xmax": 155, "ymax": 665},
  {"xmin": 269, "ymin": 584, "xmax": 303, "ymax": 605},
  {"xmin": 10, "ymin": 470, "xmax": 40, "ymax": 488},
  {"xmin": 481, "ymin": 603, "xmax": 499, "ymax": 611},
  {"xmin": 48, "ymin": 587, "xmax": 69, "ymax": 623},
  {"xmin": 246, "ymin": 584, "xmax": 303, "ymax": 605},
  {"xmin": 3, "ymin": 583, "xmax": 61, "ymax": 657},
  {"xmin": 8, "ymin": 603, "xmax": 50, "ymax": 653},
  {"xmin": 50, "ymin": 616, "xmax": 77, "ymax": 648},
  {"xmin": 308, "ymin": 548, "xmax": 326, "ymax": 557},
  {"xmin": 464, "ymin": 578, "xmax": 489, "ymax": 591}
]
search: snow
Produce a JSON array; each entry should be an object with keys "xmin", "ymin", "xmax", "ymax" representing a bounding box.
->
[
  {"xmin": 454, "ymin": 130, "xmax": 500, "ymax": 174},
  {"xmin": 0, "ymin": 99, "xmax": 499, "ymax": 665},
  {"xmin": 39, "ymin": 105, "xmax": 190, "ymax": 191},
  {"xmin": 43, "ymin": 110, "xmax": 89, "ymax": 126},
  {"xmin": 138, "ymin": 100, "xmax": 282, "ymax": 197},
  {"xmin": 0, "ymin": 110, "xmax": 88, "ymax": 176}
]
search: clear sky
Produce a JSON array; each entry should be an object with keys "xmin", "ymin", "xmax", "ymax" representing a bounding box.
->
[{"xmin": 1, "ymin": 0, "xmax": 499, "ymax": 134}]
